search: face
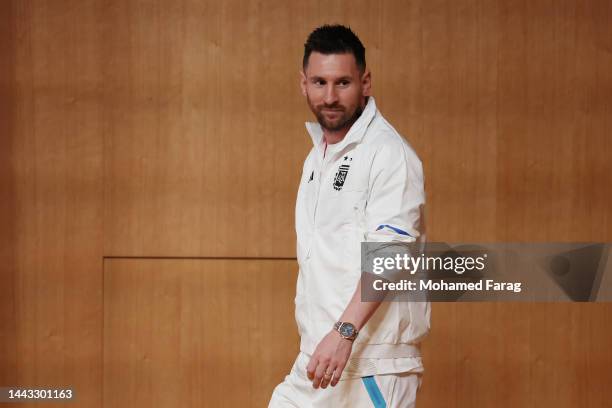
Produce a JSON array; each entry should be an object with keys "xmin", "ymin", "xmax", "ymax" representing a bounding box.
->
[{"xmin": 301, "ymin": 52, "xmax": 371, "ymax": 133}]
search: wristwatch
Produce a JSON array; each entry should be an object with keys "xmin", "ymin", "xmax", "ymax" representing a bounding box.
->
[{"xmin": 333, "ymin": 321, "xmax": 359, "ymax": 341}]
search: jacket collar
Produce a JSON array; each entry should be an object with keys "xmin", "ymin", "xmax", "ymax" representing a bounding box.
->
[{"xmin": 305, "ymin": 96, "xmax": 377, "ymax": 158}]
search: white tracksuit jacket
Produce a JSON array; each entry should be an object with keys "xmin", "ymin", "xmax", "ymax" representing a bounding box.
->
[{"xmin": 295, "ymin": 96, "xmax": 430, "ymax": 359}]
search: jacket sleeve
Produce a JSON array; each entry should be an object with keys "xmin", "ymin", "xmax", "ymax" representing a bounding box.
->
[{"xmin": 364, "ymin": 139, "xmax": 425, "ymax": 244}]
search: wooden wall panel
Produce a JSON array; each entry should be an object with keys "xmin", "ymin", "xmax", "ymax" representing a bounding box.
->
[
  {"xmin": 102, "ymin": 1, "xmax": 311, "ymax": 258},
  {"xmin": 0, "ymin": 0, "xmax": 18, "ymax": 387},
  {"xmin": 103, "ymin": 258, "xmax": 298, "ymax": 408},
  {"xmin": 2, "ymin": 1, "xmax": 105, "ymax": 407},
  {"xmin": 102, "ymin": 0, "xmax": 612, "ymax": 255},
  {"xmin": 495, "ymin": 0, "xmax": 612, "ymax": 242},
  {"xmin": 419, "ymin": 303, "xmax": 612, "ymax": 408}
]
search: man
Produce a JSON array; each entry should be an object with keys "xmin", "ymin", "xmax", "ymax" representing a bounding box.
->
[{"xmin": 269, "ymin": 25, "xmax": 430, "ymax": 407}]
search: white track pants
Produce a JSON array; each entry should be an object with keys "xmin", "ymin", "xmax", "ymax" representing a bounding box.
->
[{"xmin": 268, "ymin": 352, "xmax": 421, "ymax": 408}]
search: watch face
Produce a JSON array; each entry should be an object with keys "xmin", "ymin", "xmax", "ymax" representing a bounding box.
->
[{"xmin": 340, "ymin": 323, "xmax": 355, "ymax": 337}]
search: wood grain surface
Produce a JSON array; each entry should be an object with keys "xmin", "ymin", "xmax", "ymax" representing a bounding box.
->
[{"xmin": 103, "ymin": 258, "xmax": 298, "ymax": 408}]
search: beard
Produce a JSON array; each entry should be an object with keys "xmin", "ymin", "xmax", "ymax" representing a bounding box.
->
[{"xmin": 306, "ymin": 95, "xmax": 363, "ymax": 132}]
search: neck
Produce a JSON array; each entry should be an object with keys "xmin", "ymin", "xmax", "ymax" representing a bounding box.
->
[{"xmin": 323, "ymin": 128, "xmax": 350, "ymax": 145}]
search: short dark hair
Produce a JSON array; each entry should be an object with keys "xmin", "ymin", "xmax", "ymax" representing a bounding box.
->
[{"xmin": 303, "ymin": 24, "xmax": 366, "ymax": 73}]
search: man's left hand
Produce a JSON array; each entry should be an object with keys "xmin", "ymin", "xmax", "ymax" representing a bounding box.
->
[{"xmin": 306, "ymin": 330, "xmax": 353, "ymax": 389}]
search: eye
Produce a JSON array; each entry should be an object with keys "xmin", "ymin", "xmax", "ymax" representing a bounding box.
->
[
  {"xmin": 313, "ymin": 79, "xmax": 326, "ymax": 86},
  {"xmin": 338, "ymin": 80, "xmax": 350, "ymax": 87}
]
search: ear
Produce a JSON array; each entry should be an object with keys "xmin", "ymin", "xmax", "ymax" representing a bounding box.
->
[
  {"xmin": 299, "ymin": 70, "xmax": 307, "ymax": 96},
  {"xmin": 361, "ymin": 69, "xmax": 372, "ymax": 97}
]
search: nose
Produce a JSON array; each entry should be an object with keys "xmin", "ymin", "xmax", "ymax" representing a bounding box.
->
[{"xmin": 323, "ymin": 84, "xmax": 339, "ymax": 106}]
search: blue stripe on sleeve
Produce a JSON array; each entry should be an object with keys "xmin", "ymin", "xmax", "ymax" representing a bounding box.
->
[{"xmin": 376, "ymin": 224, "xmax": 412, "ymax": 237}]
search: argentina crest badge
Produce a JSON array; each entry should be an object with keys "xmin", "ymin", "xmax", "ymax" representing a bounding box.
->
[{"xmin": 333, "ymin": 156, "xmax": 353, "ymax": 191}]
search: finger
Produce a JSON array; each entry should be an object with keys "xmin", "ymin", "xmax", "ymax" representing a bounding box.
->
[
  {"xmin": 313, "ymin": 361, "xmax": 328, "ymax": 389},
  {"xmin": 306, "ymin": 356, "xmax": 318, "ymax": 380},
  {"xmin": 330, "ymin": 362, "xmax": 346, "ymax": 387},
  {"xmin": 320, "ymin": 364, "xmax": 336, "ymax": 389}
]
